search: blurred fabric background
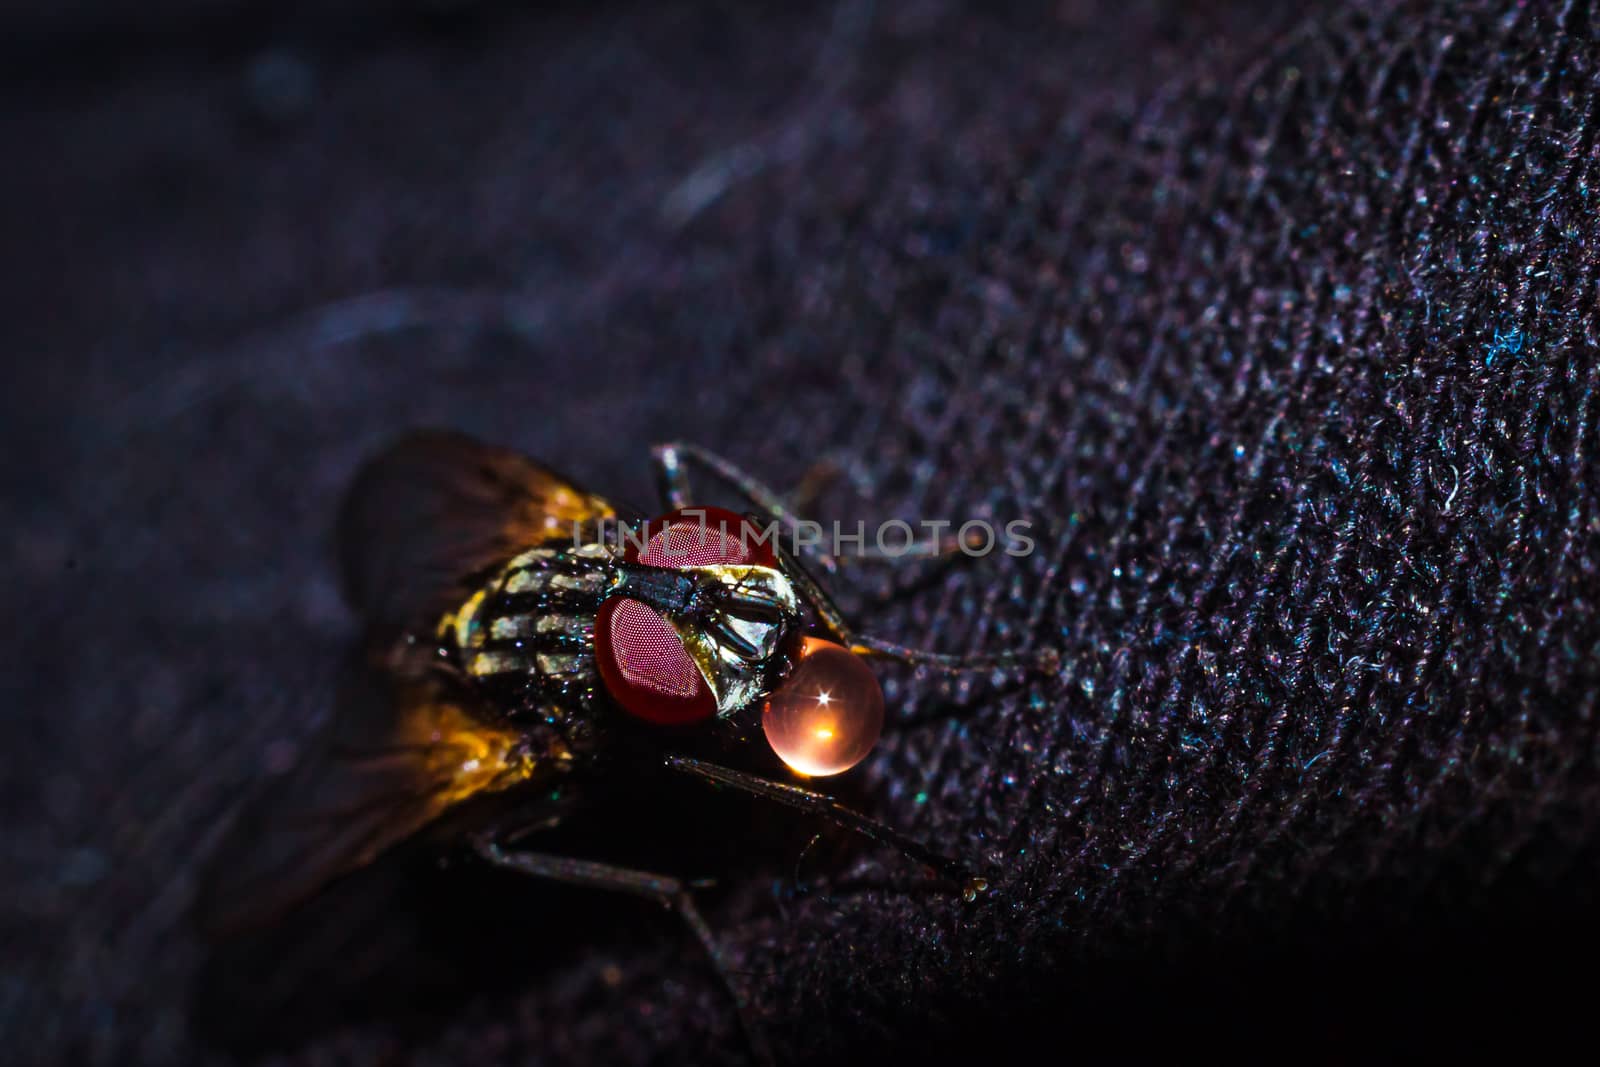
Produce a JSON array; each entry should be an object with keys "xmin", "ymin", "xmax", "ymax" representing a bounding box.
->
[{"xmin": 5, "ymin": 1, "xmax": 1600, "ymax": 1063}]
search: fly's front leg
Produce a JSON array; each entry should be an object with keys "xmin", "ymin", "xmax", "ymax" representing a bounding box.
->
[
  {"xmin": 654, "ymin": 442, "xmax": 1060, "ymax": 676},
  {"xmin": 786, "ymin": 458, "xmax": 841, "ymax": 517},
  {"xmin": 775, "ymin": 541, "xmax": 1060, "ymax": 676},
  {"xmin": 652, "ymin": 442, "xmax": 813, "ymax": 541},
  {"xmin": 664, "ymin": 755, "xmax": 989, "ymax": 902},
  {"xmin": 650, "ymin": 442, "xmax": 975, "ymax": 571},
  {"xmin": 472, "ymin": 838, "xmax": 773, "ymax": 1066},
  {"xmin": 651, "ymin": 442, "xmax": 699, "ymax": 512}
]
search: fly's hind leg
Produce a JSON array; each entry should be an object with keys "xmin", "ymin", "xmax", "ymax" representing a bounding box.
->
[
  {"xmin": 664, "ymin": 756, "xmax": 989, "ymax": 902},
  {"xmin": 472, "ymin": 838, "xmax": 773, "ymax": 1066}
]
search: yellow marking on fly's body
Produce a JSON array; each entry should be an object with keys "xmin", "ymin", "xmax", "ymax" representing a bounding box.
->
[
  {"xmin": 437, "ymin": 584, "xmax": 491, "ymax": 648},
  {"xmin": 490, "ymin": 615, "xmax": 537, "ymax": 641},
  {"xmin": 469, "ymin": 650, "xmax": 528, "ymax": 677},
  {"xmin": 499, "ymin": 547, "xmax": 562, "ymax": 594},
  {"xmin": 504, "ymin": 568, "xmax": 544, "ymax": 595},
  {"xmin": 507, "ymin": 546, "xmax": 559, "ymax": 568},
  {"xmin": 504, "ymin": 566, "xmax": 610, "ymax": 595},
  {"xmin": 536, "ymin": 652, "xmax": 588, "ymax": 676},
  {"xmin": 548, "ymin": 571, "xmax": 609, "ymax": 593},
  {"xmin": 493, "ymin": 613, "xmax": 585, "ymax": 640}
]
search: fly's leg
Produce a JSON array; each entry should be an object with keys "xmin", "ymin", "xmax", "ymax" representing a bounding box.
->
[
  {"xmin": 652, "ymin": 441, "xmax": 802, "ymax": 523},
  {"xmin": 650, "ymin": 442, "xmax": 977, "ymax": 571},
  {"xmin": 653, "ymin": 442, "xmax": 1057, "ymax": 677},
  {"xmin": 785, "ymin": 458, "xmax": 840, "ymax": 517},
  {"xmin": 774, "ymin": 541, "xmax": 1060, "ymax": 676},
  {"xmin": 472, "ymin": 838, "xmax": 773, "ymax": 1066},
  {"xmin": 664, "ymin": 756, "xmax": 989, "ymax": 902}
]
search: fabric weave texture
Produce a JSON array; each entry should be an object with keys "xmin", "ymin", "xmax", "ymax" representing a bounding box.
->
[{"xmin": 4, "ymin": 0, "xmax": 1599, "ymax": 1063}]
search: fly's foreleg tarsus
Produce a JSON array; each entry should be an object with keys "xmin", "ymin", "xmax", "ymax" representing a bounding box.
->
[
  {"xmin": 777, "ymin": 542, "xmax": 1060, "ymax": 678},
  {"xmin": 848, "ymin": 634, "xmax": 1061, "ymax": 676},
  {"xmin": 663, "ymin": 756, "xmax": 989, "ymax": 902},
  {"xmin": 650, "ymin": 443, "xmax": 967, "ymax": 574},
  {"xmin": 472, "ymin": 837, "xmax": 774, "ymax": 1066},
  {"xmin": 652, "ymin": 442, "xmax": 1062, "ymax": 677}
]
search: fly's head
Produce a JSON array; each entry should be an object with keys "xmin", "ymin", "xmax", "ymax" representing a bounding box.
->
[
  {"xmin": 595, "ymin": 506, "xmax": 884, "ymax": 776},
  {"xmin": 596, "ymin": 506, "xmax": 802, "ymax": 725}
]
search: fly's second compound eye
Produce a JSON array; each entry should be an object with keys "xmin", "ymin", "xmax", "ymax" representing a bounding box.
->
[
  {"xmin": 595, "ymin": 505, "xmax": 772, "ymax": 724},
  {"xmin": 762, "ymin": 637, "xmax": 884, "ymax": 776}
]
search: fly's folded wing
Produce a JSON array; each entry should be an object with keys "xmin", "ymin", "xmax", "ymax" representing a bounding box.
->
[
  {"xmin": 338, "ymin": 429, "xmax": 620, "ymax": 632},
  {"xmin": 199, "ymin": 432, "xmax": 613, "ymax": 936},
  {"xmin": 194, "ymin": 652, "xmax": 556, "ymax": 938}
]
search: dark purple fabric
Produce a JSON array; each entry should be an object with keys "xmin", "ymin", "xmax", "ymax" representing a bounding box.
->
[{"xmin": 6, "ymin": 1, "xmax": 1600, "ymax": 1063}]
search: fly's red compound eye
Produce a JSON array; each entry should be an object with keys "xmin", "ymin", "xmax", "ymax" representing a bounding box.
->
[
  {"xmin": 595, "ymin": 506, "xmax": 774, "ymax": 725},
  {"xmin": 762, "ymin": 637, "xmax": 884, "ymax": 776}
]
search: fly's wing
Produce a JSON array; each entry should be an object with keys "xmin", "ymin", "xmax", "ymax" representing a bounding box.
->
[
  {"xmin": 338, "ymin": 429, "xmax": 620, "ymax": 631},
  {"xmin": 195, "ymin": 651, "xmax": 559, "ymax": 938},
  {"xmin": 197, "ymin": 433, "xmax": 610, "ymax": 936}
]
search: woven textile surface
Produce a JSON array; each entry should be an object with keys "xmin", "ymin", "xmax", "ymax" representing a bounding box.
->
[{"xmin": 5, "ymin": 1, "xmax": 1599, "ymax": 1062}]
